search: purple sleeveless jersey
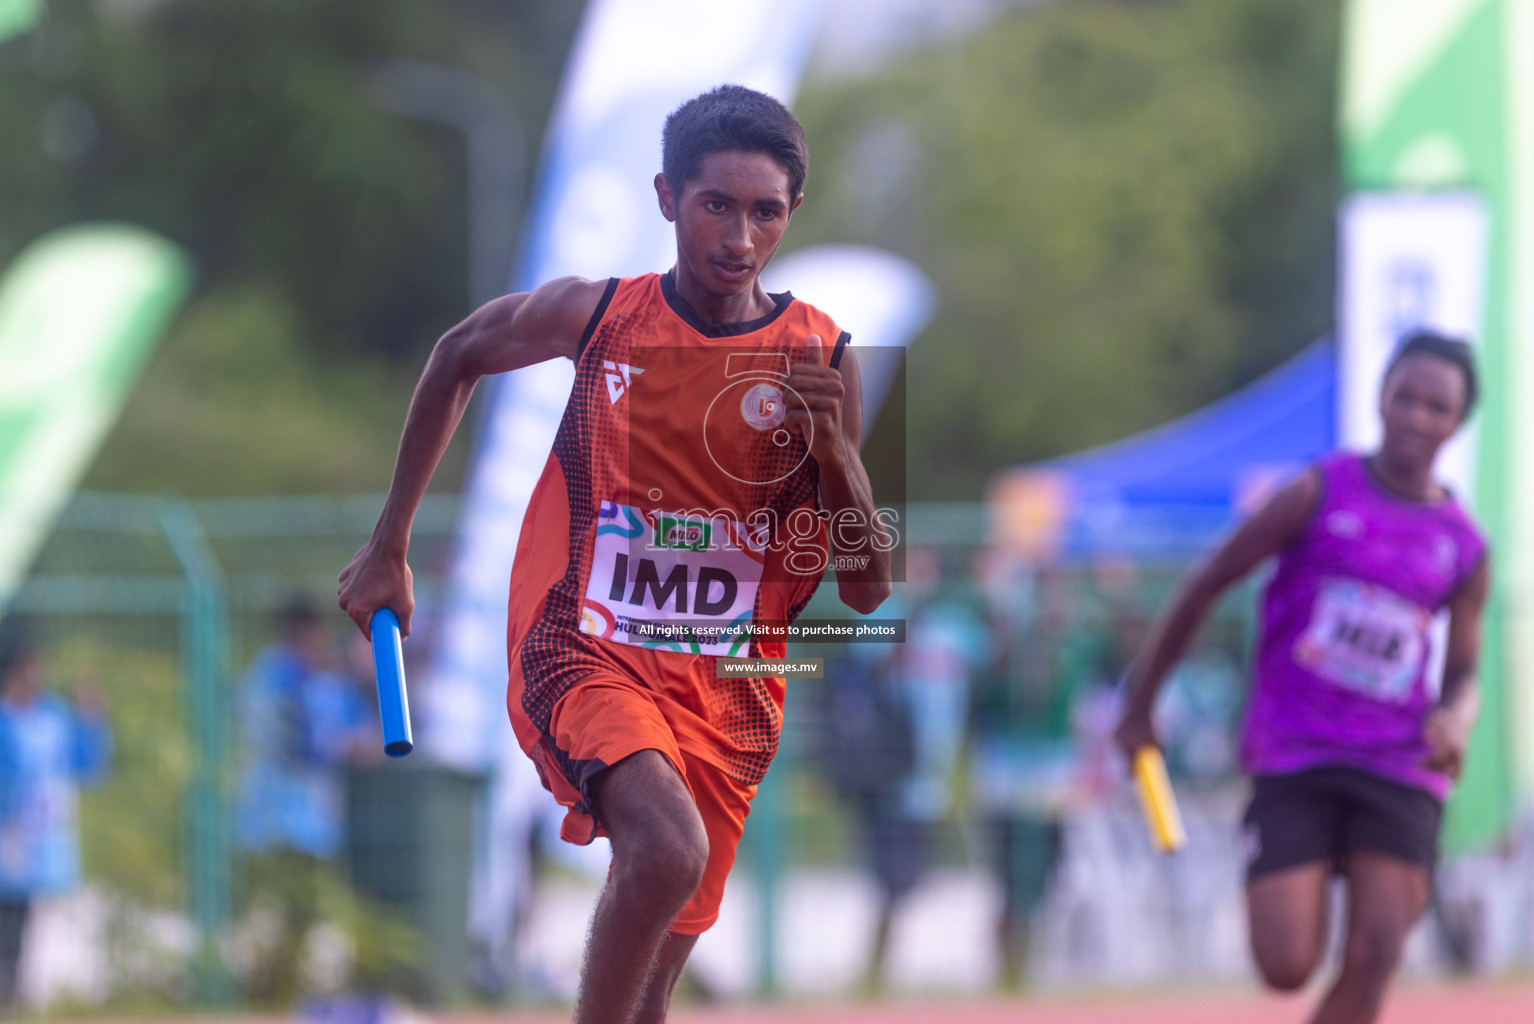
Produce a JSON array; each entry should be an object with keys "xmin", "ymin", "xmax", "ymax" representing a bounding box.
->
[{"xmin": 1241, "ymin": 453, "xmax": 1487, "ymax": 800}]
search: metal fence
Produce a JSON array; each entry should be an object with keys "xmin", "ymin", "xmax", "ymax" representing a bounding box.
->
[
  {"xmin": 8, "ymin": 492, "xmax": 462, "ymax": 1008},
  {"xmin": 30, "ymin": 493, "xmax": 1511, "ymax": 1007}
]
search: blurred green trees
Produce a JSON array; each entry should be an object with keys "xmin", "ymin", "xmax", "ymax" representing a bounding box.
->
[
  {"xmin": 1, "ymin": 0, "xmax": 1340, "ymax": 500},
  {"xmin": 1, "ymin": 0, "xmax": 583, "ymax": 493},
  {"xmin": 792, "ymin": 0, "xmax": 1340, "ymax": 498}
]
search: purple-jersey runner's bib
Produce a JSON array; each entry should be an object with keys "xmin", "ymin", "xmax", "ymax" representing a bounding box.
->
[{"xmin": 1241, "ymin": 454, "xmax": 1486, "ymax": 800}]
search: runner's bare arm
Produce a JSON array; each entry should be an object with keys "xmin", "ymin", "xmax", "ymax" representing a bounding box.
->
[
  {"xmin": 1423, "ymin": 553, "xmax": 1490, "ymax": 778},
  {"xmin": 1114, "ymin": 467, "xmax": 1321, "ymax": 757},
  {"xmin": 338, "ymin": 277, "xmax": 608, "ymax": 637},
  {"xmin": 785, "ymin": 341, "xmax": 892, "ymax": 614}
]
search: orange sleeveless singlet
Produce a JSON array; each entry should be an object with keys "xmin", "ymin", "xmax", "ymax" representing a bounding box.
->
[{"xmin": 505, "ymin": 272, "xmax": 847, "ymax": 820}]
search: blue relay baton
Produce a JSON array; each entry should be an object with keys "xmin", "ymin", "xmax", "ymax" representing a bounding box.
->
[{"xmin": 369, "ymin": 608, "xmax": 413, "ymax": 757}]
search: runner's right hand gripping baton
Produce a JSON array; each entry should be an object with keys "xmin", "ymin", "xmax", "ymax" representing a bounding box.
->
[
  {"xmin": 1134, "ymin": 746, "xmax": 1185, "ymax": 853},
  {"xmin": 369, "ymin": 608, "xmax": 413, "ymax": 757}
]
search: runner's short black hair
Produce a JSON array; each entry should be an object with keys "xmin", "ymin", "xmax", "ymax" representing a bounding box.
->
[
  {"xmin": 1386, "ymin": 330, "xmax": 1479, "ymax": 418},
  {"xmin": 662, "ymin": 85, "xmax": 809, "ymax": 199}
]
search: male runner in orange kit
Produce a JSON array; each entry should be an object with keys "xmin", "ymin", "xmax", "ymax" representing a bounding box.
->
[{"xmin": 340, "ymin": 85, "xmax": 892, "ymax": 1023}]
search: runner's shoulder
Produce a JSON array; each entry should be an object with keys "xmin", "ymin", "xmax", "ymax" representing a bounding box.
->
[
  {"xmin": 518, "ymin": 276, "xmax": 614, "ymax": 352},
  {"xmin": 1235, "ymin": 465, "xmax": 1321, "ymax": 555},
  {"xmin": 1278, "ymin": 464, "xmax": 1323, "ymax": 508}
]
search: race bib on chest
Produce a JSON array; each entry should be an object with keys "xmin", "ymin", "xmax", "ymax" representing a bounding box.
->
[
  {"xmin": 581, "ymin": 501, "xmax": 764, "ymax": 656},
  {"xmin": 1293, "ymin": 578, "xmax": 1429, "ymax": 702}
]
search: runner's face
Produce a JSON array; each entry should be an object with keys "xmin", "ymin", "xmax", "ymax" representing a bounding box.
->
[
  {"xmin": 1378, "ymin": 354, "xmax": 1466, "ymax": 470},
  {"xmin": 658, "ymin": 150, "xmax": 801, "ymax": 303}
]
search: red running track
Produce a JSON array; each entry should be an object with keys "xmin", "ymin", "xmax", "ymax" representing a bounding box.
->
[
  {"xmin": 675, "ymin": 984, "xmax": 1534, "ymax": 1023},
  {"xmin": 444, "ymin": 982, "xmax": 1534, "ymax": 1024}
]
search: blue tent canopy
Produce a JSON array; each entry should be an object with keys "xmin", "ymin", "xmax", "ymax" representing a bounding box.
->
[
  {"xmin": 1044, "ymin": 336, "xmax": 1336, "ymax": 506},
  {"xmin": 993, "ymin": 338, "xmax": 1337, "ymax": 557}
]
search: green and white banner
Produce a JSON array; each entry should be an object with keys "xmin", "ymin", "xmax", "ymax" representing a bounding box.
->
[
  {"xmin": 1337, "ymin": 192, "xmax": 1488, "ymax": 494},
  {"xmin": 0, "ymin": 224, "xmax": 191, "ymax": 611},
  {"xmin": 1340, "ymin": 0, "xmax": 1534, "ymax": 849}
]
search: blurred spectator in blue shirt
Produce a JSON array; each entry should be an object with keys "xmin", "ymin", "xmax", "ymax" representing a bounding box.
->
[
  {"xmin": 237, "ymin": 595, "xmax": 374, "ymax": 860},
  {"xmin": 0, "ymin": 620, "xmax": 112, "ymax": 1008},
  {"xmin": 234, "ymin": 595, "xmax": 377, "ymax": 1004}
]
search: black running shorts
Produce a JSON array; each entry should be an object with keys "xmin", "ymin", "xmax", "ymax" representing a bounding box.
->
[{"xmin": 1241, "ymin": 765, "xmax": 1442, "ymax": 882}]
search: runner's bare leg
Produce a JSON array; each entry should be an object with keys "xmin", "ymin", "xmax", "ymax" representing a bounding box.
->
[
  {"xmin": 632, "ymin": 932, "xmax": 700, "ymax": 1024},
  {"xmin": 574, "ymin": 750, "xmax": 708, "ymax": 1024},
  {"xmin": 1247, "ymin": 861, "xmax": 1331, "ymax": 991},
  {"xmin": 1307, "ymin": 850, "xmax": 1429, "ymax": 1024}
]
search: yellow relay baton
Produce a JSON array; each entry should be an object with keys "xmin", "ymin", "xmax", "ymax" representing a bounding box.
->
[{"xmin": 1134, "ymin": 746, "xmax": 1186, "ymax": 853}]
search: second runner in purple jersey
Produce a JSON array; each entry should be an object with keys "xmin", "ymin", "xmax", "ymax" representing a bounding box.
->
[
  {"xmin": 1244, "ymin": 451, "xmax": 1485, "ymax": 799},
  {"xmin": 1114, "ymin": 330, "xmax": 1489, "ymax": 1024}
]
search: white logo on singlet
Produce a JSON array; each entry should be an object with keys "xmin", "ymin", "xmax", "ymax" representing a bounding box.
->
[
  {"xmin": 603, "ymin": 361, "xmax": 644, "ymax": 404},
  {"xmin": 1326, "ymin": 510, "xmax": 1364, "ymax": 538}
]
